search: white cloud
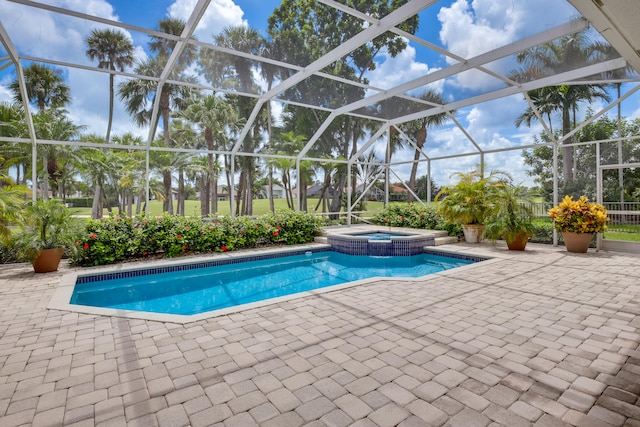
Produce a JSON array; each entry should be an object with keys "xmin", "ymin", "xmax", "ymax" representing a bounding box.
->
[
  {"xmin": 168, "ymin": 0, "xmax": 246, "ymax": 41},
  {"xmin": 0, "ymin": 76, "xmax": 13, "ymax": 103},
  {"xmin": 437, "ymin": 0, "xmax": 577, "ymax": 91},
  {"xmin": 367, "ymin": 45, "xmax": 442, "ymax": 94}
]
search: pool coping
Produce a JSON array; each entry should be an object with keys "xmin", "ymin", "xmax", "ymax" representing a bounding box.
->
[{"xmin": 49, "ymin": 243, "xmax": 496, "ymax": 324}]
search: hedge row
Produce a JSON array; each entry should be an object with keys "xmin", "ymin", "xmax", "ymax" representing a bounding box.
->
[
  {"xmin": 371, "ymin": 204, "xmax": 462, "ymax": 237},
  {"xmin": 71, "ymin": 210, "xmax": 323, "ymax": 266}
]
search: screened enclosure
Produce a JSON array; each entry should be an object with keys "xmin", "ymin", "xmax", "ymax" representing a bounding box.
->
[{"xmin": 1, "ymin": 0, "xmax": 639, "ymax": 235}]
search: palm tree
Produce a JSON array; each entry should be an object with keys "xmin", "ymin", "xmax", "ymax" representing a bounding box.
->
[
  {"xmin": 398, "ymin": 89, "xmax": 450, "ymax": 202},
  {"xmin": 85, "ymin": 28, "xmax": 135, "ymax": 143},
  {"xmin": 118, "ymin": 18, "xmax": 199, "ymax": 214},
  {"xmin": 150, "ymin": 18, "xmax": 197, "ymax": 73},
  {"xmin": 112, "ymin": 133, "xmax": 145, "ymax": 216},
  {"xmin": 200, "ymin": 25, "xmax": 266, "ymax": 215},
  {"xmin": 510, "ymin": 32, "xmax": 611, "ymax": 182},
  {"xmin": 118, "ymin": 58, "xmax": 197, "ymax": 214},
  {"xmin": 181, "ymin": 95, "xmax": 238, "ymax": 215},
  {"xmin": 0, "ymin": 102, "xmax": 29, "ymax": 185},
  {"xmin": 32, "ymin": 110, "xmax": 84, "ymax": 199},
  {"xmin": 168, "ymin": 119, "xmax": 197, "ymax": 216},
  {"xmin": 77, "ymin": 136, "xmax": 112, "ymax": 218},
  {"xmin": 268, "ymin": 131, "xmax": 308, "ymax": 210},
  {"xmin": 10, "ymin": 63, "xmax": 70, "ymax": 112},
  {"xmin": 0, "ymin": 155, "xmax": 29, "ymax": 243}
]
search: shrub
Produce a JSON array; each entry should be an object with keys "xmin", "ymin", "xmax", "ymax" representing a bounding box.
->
[
  {"xmin": 372, "ymin": 203, "xmax": 460, "ymax": 236},
  {"xmin": 69, "ymin": 210, "xmax": 322, "ymax": 267}
]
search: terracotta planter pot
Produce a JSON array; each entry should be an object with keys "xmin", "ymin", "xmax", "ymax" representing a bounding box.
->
[
  {"xmin": 462, "ymin": 224, "xmax": 485, "ymax": 243},
  {"xmin": 32, "ymin": 247, "xmax": 65, "ymax": 273},
  {"xmin": 505, "ymin": 232, "xmax": 529, "ymax": 251},
  {"xmin": 561, "ymin": 232, "xmax": 593, "ymax": 253}
]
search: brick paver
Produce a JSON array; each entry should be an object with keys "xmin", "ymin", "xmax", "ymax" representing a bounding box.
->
[{"xmin": 0, "ymin": 241, "xmax": 639, "ymax": 426}]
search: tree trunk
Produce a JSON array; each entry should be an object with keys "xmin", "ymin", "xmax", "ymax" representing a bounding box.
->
[
  {"xmin": 163, "ymin": 171, "xmax": 173, "ymax": 214},
  {"xmin": 329, "ymin": 175, "xmax": 346, "ymax": 220},
  {"xmin": 407, "ymin": 127, "xmax": 427, "ymax": 203},
  {"xmin": 91, "ymin": 183, "xmax": 102, "ymax": 219},
  {"xmin": 177, "ymin": 169, "xmax": 185, "ymax": 216},
  {"xmin": 127, "ymin": 191, "xmax": 133, "ymax": 217},
  {"xmin": 200, "ymin": 178, "xmax": 209, "ymax": 216},
  {"xmin": 136, "ymin": 190, "xmax": 144, "ymax": 215},
  {"xmin": 235, "ymin": 171, "xmax": 245, "ymax": 217}
]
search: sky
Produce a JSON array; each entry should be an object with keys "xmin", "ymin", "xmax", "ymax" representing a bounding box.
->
[{"xmin": 1, "ymin": 0, "xmax": 639, "ymax": 189}]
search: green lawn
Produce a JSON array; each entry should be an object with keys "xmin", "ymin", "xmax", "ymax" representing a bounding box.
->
[
  {"xmin": 71, "ymin": 198, "xmax": 389, "ymax": 218},
  {"xmin": 604, "ymin": 232, "xmax": 640, "ymax": 242}
]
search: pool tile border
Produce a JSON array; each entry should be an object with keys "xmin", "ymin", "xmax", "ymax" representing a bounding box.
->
[{"xmin": 76, "ymin": 246, "xmax": 332, "ymax": 284}]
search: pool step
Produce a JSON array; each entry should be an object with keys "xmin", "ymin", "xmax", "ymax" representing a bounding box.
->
[{"xmin": 434, "ymin": 236, "xmax": 459, "ymax": 246}]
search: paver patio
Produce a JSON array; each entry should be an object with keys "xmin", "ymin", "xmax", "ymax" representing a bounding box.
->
[{"xmin": 0, "ymin": 241, "xmax": 639, "ymax": 426}]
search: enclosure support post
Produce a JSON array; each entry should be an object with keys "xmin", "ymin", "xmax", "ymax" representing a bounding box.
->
[
  {"xmin": 427, "ymin": 159, "xmax": 432, "ymax": 204},
  {"xmin": 230, "ymin": 155, "xmax": 235, "ymax": 218},
  {"xmin": 385, "ymin": 127, "xmax": 390, "ymax": 206},
  {"xmin": 296, "ymin": 159, "xmax": 301, "ymax": 212},
  {"xmin": 347, "ymin": 159, "xmax": 352, "ymax": 225},
  {"xmin": 552, "ymin": 144, "xmax": 559, "ymax": 246},
  {"xmin": 596, "ymin": 141, "xmax": 603, "ymax": 251}
]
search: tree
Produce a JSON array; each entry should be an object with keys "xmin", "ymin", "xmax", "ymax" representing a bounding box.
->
[
  {"xmin": 398, "ymin": 89, "xmax": 450, "ymax": 202},
  {"xmin": 85, "ymin": 28, "xmax": 135, "ymax": 143},
  {"xmin": 267, "ymin": 0, "xmax": 419, "ymax": 217},
  {"xmin": 181, "ymin": 95, "xmax": 238, "ymax": 215},
  {"xmin": 0, "ymin": 155, "xmax": 29, "ymax": 243},
  {"xmin": 168, "ymin": 120, "xmax": 198, "ymax": 216},
  {"xmin": 77, "ymin": 135, "xmax": 112, "ymax": 218},
  {"xmin": 200, "ymin": 25, "xmax": 266, "ymax": 216},
  {"xmin": 10, "ymin": 63, "xmax": 70, "ymax": 112},
  {"xmin": 118, "ymin": 18, "xmax": 199, "ymax": 213},
  {"xmin": 111, "ymin": 133, "xmax": 146, "ymax": 216},
  {"xmin": 268, "ymin": 130, "xmax": 308, "ymax": 210},
  {"xmin": 0, "ymin": 102, "xmax": 29, "ymax": 185},
  {"xmin": 32, "ymin": 110, "xmax": 84, "ymax": 199},
  {"xmin": 510, "ymin": 32, "xmax": 611, "ymax": 182},
  {"xmin": 522, "ymin": 113, "xmax": 640, "ymax": 202}
]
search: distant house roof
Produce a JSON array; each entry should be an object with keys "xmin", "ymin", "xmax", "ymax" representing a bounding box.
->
[{"xmin": 390, "ymin": 185, "xmax": 409, "ymax": 193}]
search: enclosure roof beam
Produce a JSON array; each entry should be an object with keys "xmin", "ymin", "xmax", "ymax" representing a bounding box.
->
[
  {"xmin": 350, "ymin": 125, "xmax": 391, "ymax": 163},
  {"xmin": 331, "ymin": 18, "xmax": 589, "ymax": 118},
  {"xmin": 448, "ymin": 114, "xmax": 483, "ymax": 154},
  {"xmin": 390, "ymin": 57, "xmax": 628, "ymax": 125},
  {"xmin": 0, "ymin": 21, "xmax": 37, "ymax": 154}
]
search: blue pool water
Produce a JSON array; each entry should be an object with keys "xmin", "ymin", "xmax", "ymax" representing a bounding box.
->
[{"xmin": 71, "ymin": 251, "xmax": 474, "ymax": 315}]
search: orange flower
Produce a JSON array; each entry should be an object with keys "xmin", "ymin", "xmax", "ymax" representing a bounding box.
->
[{"xmin": 549, "ymin": 196, "xmax": 608, "ymax": 234}]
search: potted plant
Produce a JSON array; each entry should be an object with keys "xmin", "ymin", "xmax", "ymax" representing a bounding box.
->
[
  {"xmin": 435, "ymin": 167, "xmax": 508, "ymax": 242},
  {"xmin": 483, "ymin": 182, "xmax": 535, "ymax": 250},
  {"xmin": 548, "ymin": 195, "xmax": 608, "ymax": 253},
  {"xmin": 15, "ymin": 198, "xmax": 73, "ymax": 272}
]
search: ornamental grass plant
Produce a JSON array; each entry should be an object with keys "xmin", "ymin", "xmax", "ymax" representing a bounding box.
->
[{"xmin": 548, "ymin": 195, "xmax": 609, "ymax": 234}]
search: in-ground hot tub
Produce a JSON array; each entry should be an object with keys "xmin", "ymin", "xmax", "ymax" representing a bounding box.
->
[{"xmin": 327, "ymin": 229, "xmax": 435, "ymax": 256}]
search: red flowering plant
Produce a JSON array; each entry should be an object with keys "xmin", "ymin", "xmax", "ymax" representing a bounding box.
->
[
  {"xmin": 548, "ymin": 196, "xmax": 609, "ymax": 234},
  {"xmin": 69, "ymin": 211, "xmax": 322, "ymax": 267}
]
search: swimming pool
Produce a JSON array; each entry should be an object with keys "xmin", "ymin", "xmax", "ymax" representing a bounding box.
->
[{"xmin": 69, "ymin": 250, "xmax": 476, "ymax": 316}]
